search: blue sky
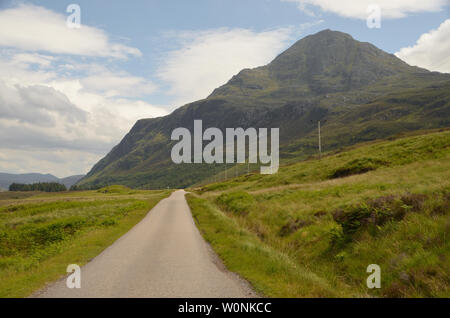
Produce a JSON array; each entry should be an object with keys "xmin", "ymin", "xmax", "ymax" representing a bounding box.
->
[{"xmin": 0, "ymin": 0, "xmax": 448, "ymax": 177}]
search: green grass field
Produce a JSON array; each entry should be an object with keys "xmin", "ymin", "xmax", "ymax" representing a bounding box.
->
[
  {"xmin": 187, "ymin": 129, "xmax": 450, "ymax": 297},
  {"xmin": 0, "ymin": 186, "xmax": 172, "ymax": 298}
]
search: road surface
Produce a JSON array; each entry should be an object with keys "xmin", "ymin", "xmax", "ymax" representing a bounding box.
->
[{"xmin": 34, "ymin": 190, "xmax": 256, "ymax": 298}]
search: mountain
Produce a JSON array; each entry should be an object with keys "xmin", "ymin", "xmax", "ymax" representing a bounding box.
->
[
  {"xmin": 77, "ymin": 29, "xmax": 450, "ymax": 189},
  {"xmin": 0, "ymin": 173, "xmax": 85, "ymax": 190},
  {"xmin": 58, "ymin": 175, "xmax": 86, "ymax": 188}
]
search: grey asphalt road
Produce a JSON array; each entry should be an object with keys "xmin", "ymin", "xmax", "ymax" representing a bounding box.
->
[{"xmin": 34, "ymin": 190, "xmax": 256, "ymax": 298}]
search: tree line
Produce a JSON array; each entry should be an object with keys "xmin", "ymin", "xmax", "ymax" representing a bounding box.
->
[{"xmin": 9, "ymin": 182, "xmax": 67, "ymax": 192}]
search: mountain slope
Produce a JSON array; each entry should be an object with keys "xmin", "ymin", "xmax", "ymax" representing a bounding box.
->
[
  {"xmin": 77, "ymin": 29, "xmax": 450, "ymax": 189},
  {"xmin": 59, "ymin": 175, "xmax": 85, "ymax": 188}
]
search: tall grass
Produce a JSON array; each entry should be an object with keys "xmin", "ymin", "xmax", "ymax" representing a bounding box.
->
[
  {"xmin": 0, "ymin": 188, "xmax": 172, "ymax": 297},
  {"xmin": 188, "ymin": 130, "xmax": 450, "ymax": 297}
]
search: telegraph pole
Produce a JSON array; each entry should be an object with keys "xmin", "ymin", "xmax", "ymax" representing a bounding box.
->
[
  {"xmin": 318, "ymin": 120, "xmax": 322, "ymax": 159},
  {"xmin": 311, "ymin": 119, "xmax": 326, "ymax": 159}
]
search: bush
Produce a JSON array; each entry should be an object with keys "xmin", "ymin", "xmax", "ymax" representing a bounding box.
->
[
  {"xmin": 0, "ymin": 217, "xmax": 88, "ymax": 256},
  {"xmin": 329, "ymin": 158, "xmax": 389, "ymax": 179},
  {"xmin": 331, "ymin": 192, "xmax": 431, "ymax": 241},
  {"xmin": 198, "ymin": 182, "xmax": 238, "ymax": 194},
  {"xmin": 215, "ymin": 191, "xmax": 256, "ymax": 215},
  {"xmin": 279, "ymin": 219, "xmax": 313, "ymax": 237},
  {"xmin": 97, "ymin": 185, "xmax": 132, "ymax": 194},
  {"xmin": 400, "ymin": 193, "xmax": 427, "ymax": 212}
]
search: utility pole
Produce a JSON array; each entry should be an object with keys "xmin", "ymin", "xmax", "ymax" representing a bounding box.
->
[
  {"xmin": 311, "ymin": 119, "xmax": 326, "ymax": 159},
  {"xmin": 318, "ymin": 120, "xmax": 322, "ymax": 159}
]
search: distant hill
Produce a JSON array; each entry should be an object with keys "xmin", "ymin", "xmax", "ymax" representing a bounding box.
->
[
  {"xmin": 77, "ymin": 29, "xmax": 450, "ymax": 190},
  {"xmin": 0, "ymin": 173, "xmax": 84, "ymax": 190},
  {"xmin": 59, "ymin": 175, "xmax": 86, "ymax": 188}
]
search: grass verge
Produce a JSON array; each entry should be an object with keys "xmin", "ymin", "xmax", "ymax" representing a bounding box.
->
[
  {"xmin": 0, "ymin": 188, "xmax": 172, "ymax": 298},
  {"xmin": 187, "ymin": 194, "xmax": 347, "ymax": 297},
  {"xmin": 188, "ymin": 130, "xmax": 450, "ymax": 297}
]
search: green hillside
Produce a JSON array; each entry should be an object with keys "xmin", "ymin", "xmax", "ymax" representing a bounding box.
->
[
  {"xmin": 187, "ymin": 130, "xmax": 450, "ymax": 297},
  {"xmin": 76, "ymin": 29, "xmax": 450, "ymax": 190}
]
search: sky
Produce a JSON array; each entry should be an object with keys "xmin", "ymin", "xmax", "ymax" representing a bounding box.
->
[{"xmin": 0, "ymin": 0, "xmax": 449, "ymax": 178}]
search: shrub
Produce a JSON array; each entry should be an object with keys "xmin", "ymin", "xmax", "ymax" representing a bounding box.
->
[
  {"xmin": 279, "ymin": 219, "xmax": 313, "ymax": 237},
  {"xmin": 215, "ymin": 191, "xmax": 256, "ymax": 215},
  {"xmin": 0, "ymin": 217, "xmax": 88, "ymax": 255},
  {"xmin": 313, "ymin": 210, "xmax": 327, "ymax": 218},
  {"xmin": 332, "ymin": 205, "xmax": 373, "ymax": 236},
  {"xmin": 400, "ymin": 193, "xmax": 427, "ymax": 212},
  {"xmin": 198, "ymin": 182, "xmax": 238, "ymax": 194},
  {"xmin": 101, "ymin": 218, "xmax": 118, "ymax": 226},
  {"xmin": 97, "ymin": 185, "xmax": 131, "ymax": 194},
  {"xmin": 331, "ymin": 192, "xmax": 431, "ymax": 242},
  {"xmin": 329, "ymin": 158, "xmax": 388, "ymax": 179},
  {"xmin": 430, "ymin": 191, "xmax": 449, "ymax": 216},
  {"xmin": 329, "ymin": 225, "xmax": 346, "ymax": 247}
]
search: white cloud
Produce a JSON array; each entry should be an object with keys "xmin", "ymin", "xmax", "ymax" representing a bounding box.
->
[
  {"xmin": 0, "ymin": 47, "xmax": 168, "ymax": 177},
  {"xmin": 11, "ymin": 53, "xmax": 54, "ymax": 67},
  {"xmin": 80, "ymin": 71, "xmax": 157, "ymax": 97},
  {"xmin": 0, "ymin": 50, "xmax": 58, "ymax": 85},
  {"xmin": 0, "ymin": 66, "xmax": 169, "ymax": 176},
  {"xmin": 0, "ymin": 4, "xmax": 141, "ymax": 58},
  {"xmin": 157, "ymin": 27, "xmax": 297, "ymax": 106},
  {"xmin": 0, "ymin": 4, "xmax": 168, "ymax": 177},
  {"xmin": 283, "ymin": 0, "xmax": 449, "ymax": 19},
  {"xmin": 396, "ymin": 19, "xmax": 450, "ymax": 73},
  {"xmin": 0, "ymin": 148, "xmax": 101, "ymax": 178},
  {"xmin": 0, "ymin": 81, "xmax": 87, "ymax": 126}
]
